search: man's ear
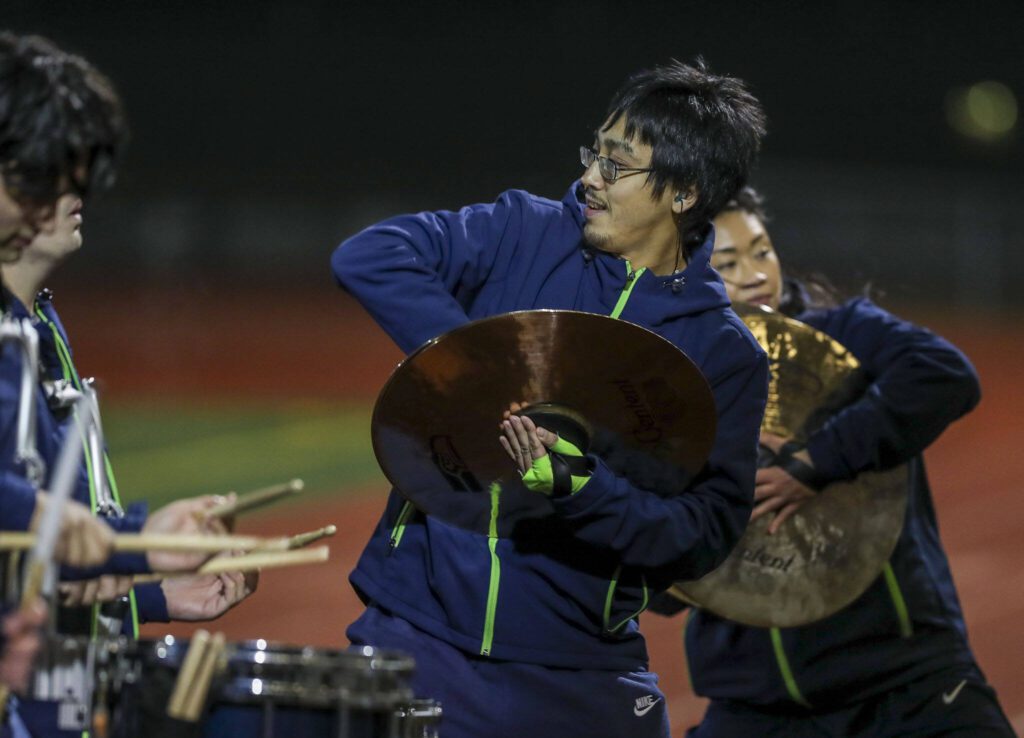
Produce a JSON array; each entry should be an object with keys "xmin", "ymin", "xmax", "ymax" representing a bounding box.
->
[{"xmin": 672, "ymin": 189, "xmax": 698, "ymax": 215}]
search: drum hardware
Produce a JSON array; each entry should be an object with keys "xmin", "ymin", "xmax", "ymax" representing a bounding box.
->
[
  {"xmin": 80, "ymin": 378, "xmax": 124, "ymax": 518},
  {"xmin": 393, "ymin": 699, "xmax": 443, "ymax": 738},
  {"xmin": 0, "ymin": 315, "xmax": 45, "ymax": 487},
  {"xmin": 95, "ymin": 637, "xmax": 428, "ymax": 737},
  {"xmin": 41, "ymin": 377, "xmax": 82, "ymax": 411}
]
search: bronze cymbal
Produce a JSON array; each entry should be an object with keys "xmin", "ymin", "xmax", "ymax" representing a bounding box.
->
[
  {"xmin": 671, "ymin": 305, "xmax": 908, "ymax": 628},
  {"xmin": 738, "ymin": 303, "xmax": 862, "ymax": 442},
  {"xmin": 371, "ymin": 310, "xmax": 716, "ymax": 537}
]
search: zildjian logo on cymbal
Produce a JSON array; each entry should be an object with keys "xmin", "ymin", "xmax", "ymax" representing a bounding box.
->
[
  {"xmin": 611, "ymin": 379, "xmax": 662, "ymax": 444},
  {"xmin": 740, "ymin": 546, "xmax": 796, "ymax": 573}
]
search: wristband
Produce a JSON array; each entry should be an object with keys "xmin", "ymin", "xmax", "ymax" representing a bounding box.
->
[{"xmin": 522, "ymin": 436, "xmax": 592, "ymax": 497}]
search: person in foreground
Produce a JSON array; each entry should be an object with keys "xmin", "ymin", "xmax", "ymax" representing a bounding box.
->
[
  {"xmin": 332, "ymin": 59, "xmax": 769, "ymax": 738},
  {"xmin": 0, "ymin": 32, "xmax": 256, "ymax": 737},
  {"xmin": 0, "ymin": 29, "xmax": 127, "ymax": 714},
  {"xmin": 677, "ymin": 187, "xmax": 1015, "ymax": 737}
]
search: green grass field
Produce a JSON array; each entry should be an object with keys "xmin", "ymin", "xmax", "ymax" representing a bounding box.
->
[{"xmin": 101, "ymin": 399, "xmax": 385, "ymax": 508}]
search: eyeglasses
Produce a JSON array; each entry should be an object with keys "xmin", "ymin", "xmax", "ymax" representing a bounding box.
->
[{"xmin": 579, "ymin": 146, "xmax": 655, "ymax": 184}]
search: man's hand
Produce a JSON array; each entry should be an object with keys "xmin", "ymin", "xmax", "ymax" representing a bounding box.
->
[
  {"xmin": 142, "ymin": 495, "xmax": 235, "ymax": 572},
  {"xmin": 498, "ymin": 404, "xmax": 558, "ymax": 475},
  {"xmin": 31, "ymin": 493, "xmax": 114, "ymax": 567},
  {"xmin": 499, "ymin": 404, "xmax": 589, "ymax": 496},
  {"xmin": 57, "ymin": 575, "xmax": 134, "ymax": 607},
  {"xmin": 160, "ymin": 558, "xmax": 258, "ymax": 621},
  {"xmin": 0, "ymin": 599, "xmax": 47, "ymax": 694},
  {"xmin": 753, "ymin": 432, "xmax": 816, "ymax": 534}
]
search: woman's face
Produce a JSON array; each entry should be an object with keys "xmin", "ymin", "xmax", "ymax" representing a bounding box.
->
[{"xmin": 711, "ymin": 209, "xmax": 783, "ymax": 310}]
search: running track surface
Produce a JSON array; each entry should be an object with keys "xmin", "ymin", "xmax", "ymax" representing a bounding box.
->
[{"xmin": 56, "ymin": 286, "xmax": 1020, "ymax": 734}]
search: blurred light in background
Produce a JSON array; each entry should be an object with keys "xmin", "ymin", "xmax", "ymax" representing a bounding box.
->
[{"xmin": 946, "ymin": 81, "xmax": 1018, "ymax": 142}]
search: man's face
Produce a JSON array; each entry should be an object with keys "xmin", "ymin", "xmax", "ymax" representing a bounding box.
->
[
  {"xmin": 0, "ymin": 172, "xmax": 37, "ymax": 263},
  {"xmin": 580, "ymin": 117, "xmax": 679, "ymax": 261},
  {"xmin": 711, "ymin": 209, "xmax": 782, "ymax": 310}
]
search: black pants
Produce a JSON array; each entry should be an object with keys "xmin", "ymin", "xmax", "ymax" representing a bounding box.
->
[{"xmin": 687, "ymin": 667, "xmax": 1016, "ymax": 738}]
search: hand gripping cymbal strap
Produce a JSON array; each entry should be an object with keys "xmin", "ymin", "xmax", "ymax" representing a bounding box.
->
[
  {"xmin": 774, "ymin": 441, "xmax": 828, "ymax": 492},
  {"xmin": 522, "ymin": 437, "xmax": 592, "ymax": 498}
]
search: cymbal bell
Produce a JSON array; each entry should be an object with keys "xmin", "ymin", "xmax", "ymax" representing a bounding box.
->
[
  {"xmin": 371, "ymin": 310, "xmax": 717, "ymax": 537},
  {"xmin": 671, "ymin": 305, "xmax": 907, "ymax": 628}
]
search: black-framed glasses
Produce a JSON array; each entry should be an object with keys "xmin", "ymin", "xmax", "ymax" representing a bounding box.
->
[{"xmin": 579, "ymin": 146, "xmax": 655, "ymax": 184}]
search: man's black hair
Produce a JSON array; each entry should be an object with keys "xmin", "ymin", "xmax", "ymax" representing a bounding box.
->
[
  {"xmin": 0, "ymin": 32, "xmax": 126, "ymax": 208},
  {"xmin": 603, "ymin": 58, "xmax": 766, "ymax": 256}
]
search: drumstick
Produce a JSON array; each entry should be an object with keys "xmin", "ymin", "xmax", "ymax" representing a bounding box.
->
[
  {"xmin": 0, "ymin": 531, "xmax": 291, "ymax": 553},
  {"xmin": 201, "ymin": 479, "xmax": 304, "ymax": 520},
  {"xmin": 182, "ymin": 631, "xmax": 225, "ymax": 722},
  {"xmin": 254, "ymin": 524, "xmax": 337, "ymax": 552},
  {"xmin": 134, "ymin": 545, "xmax": 331, "ymax": 584},
  {"xmin": 192, "ymin": 545, "xmax": 329, "ymax": 575},
  {"xmin": 166, "ymin": 629, "xmax": 210, "ymax": 719}
]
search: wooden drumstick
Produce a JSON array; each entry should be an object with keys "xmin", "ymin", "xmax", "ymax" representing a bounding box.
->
[
  {"xmin": 182, "ymin": 631, "xmax": 225, "ymax": 722},
  {"xmin": 255, "ymin": 524, "xmax": 337, "ymax": 551},
  {"xmin": 0, "ymin": 531, "xmax": 291, "ymax": 553},
  {"xmin": 166, "ymin": 629, "xmax": 211, "ymax": 720},
  {"xmin": 192, "ymin": 545, "xmax": 329, "ymax": 575},
  {"xmin": 135, "ymin": 545, "xmax": 331, "ymax": 584},
  {"xmin": 201, "ymin": 479, "xmax": 304, "ymax": 520}
]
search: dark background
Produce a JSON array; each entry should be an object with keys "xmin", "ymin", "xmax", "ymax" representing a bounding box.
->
[
  {"xmin": 6, "ymin": 8, "xmax": 1023, "ymax": 730},
  {"xmin": 7, "ymin": 0, "xmax": 1023, "ymax": 309}
]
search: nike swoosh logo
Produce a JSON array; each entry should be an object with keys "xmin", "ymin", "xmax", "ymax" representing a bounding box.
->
[
  {"xmin": 942, "ymin": 679, "xmax": 968, "ymax": 705},
  {"xmin": 634, "ymin": 698, "xmax": 661, "ymax": 717}
]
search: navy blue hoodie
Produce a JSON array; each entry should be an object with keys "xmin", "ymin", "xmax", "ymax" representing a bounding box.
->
[
  {"xmin": 0, "ymin": 288, "xmax": 169, "ymax": 625},
  {"xmin": 684, "ymin": 297, "xmax": 983, "ymax": 708},
  {"xmin": 331, "ymin": 184, "xmax": 768, "ymax": 670}
]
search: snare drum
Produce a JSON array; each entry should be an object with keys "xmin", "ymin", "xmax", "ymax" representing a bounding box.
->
[{"xmin": 98, "ymin": 637, "xmax": 437, "ymax": 738}]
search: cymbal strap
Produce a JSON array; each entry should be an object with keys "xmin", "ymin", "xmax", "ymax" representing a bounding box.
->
[
  {"xmin": 775, "ymin": 441, "xmax": 828, "ymax": 491},
  {"xmin": 549, "ymin": 452, "xmax": 590, "ymax": 498}
]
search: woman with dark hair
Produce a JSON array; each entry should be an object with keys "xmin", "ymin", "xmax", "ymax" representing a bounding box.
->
[{"xmin": 678, "ymin": 188, "xmax": 1014, "ymax": 737}]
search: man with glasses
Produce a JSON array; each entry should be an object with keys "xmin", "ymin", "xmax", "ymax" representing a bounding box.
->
[{"xmin": 332, "ymin": 58, "xmax": 768, "ymax": 738}]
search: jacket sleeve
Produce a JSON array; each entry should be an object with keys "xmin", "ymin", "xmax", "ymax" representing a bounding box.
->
[
  {"xmin": 133, "ymin": 582, "xmax": 169, "ymax": 623},
  {"xmin": 0, "ymin": 473, "xmax": 37, "ymax": 531},
  {"xmin": 0, "ymin": 343, "xmax": 40, "ymax": 531},
  {"xmin": 99, "ymin": 502, "xmax": 151, "ymax": 575},
  {"xmin": 551, "ymin": 328, "xmax": 768, "ymax": 583},
  {"xmin": 58, "ymin": 504, "xmax": 152, "ymax": 579},
  {"xmin": 804, "ymin": 298, "xmax": 981, "ymax": 482},
  {"xmin": 331, "ymin": 190, "xmax": 534, "ymax": 354}
]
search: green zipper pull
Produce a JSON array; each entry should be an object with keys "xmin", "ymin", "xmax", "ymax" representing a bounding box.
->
[
  {"xmin": 389, "ymin": 500, "xmax": 414, "ymax": 552},
  {"xmin": 611, "ymin": 262, "xmax": 645, "ymax": 320}
]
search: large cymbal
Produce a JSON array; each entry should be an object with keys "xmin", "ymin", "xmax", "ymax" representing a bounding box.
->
[
  {"xmin": 371, "ymin": 310, "xmax": 716, "ymax": 537},
  {"xmin": 670, "ymin": 305, "xmax": 908, "ymax": 628}
]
